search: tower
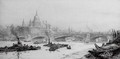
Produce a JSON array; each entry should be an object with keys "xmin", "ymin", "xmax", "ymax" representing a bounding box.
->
[
  {"xmin": 35, "ymin": 11, "xmax": 38, "ymax": 16},
  {"xmin": 29, "ymin": 19, "xmax": 32, "ymax": 27},
  {"xmin": 22, "ymin": 19, "xmax": 25, "ymax": 27}
]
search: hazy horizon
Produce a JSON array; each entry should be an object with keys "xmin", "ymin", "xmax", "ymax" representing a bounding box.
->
[{"xmin": 0, "ymin": 0, "xmax": 120, "ymax": 32}]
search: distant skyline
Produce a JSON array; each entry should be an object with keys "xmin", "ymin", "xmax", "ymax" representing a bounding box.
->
[{"xmin": 0, "ymin": 0, "xmax": 120, "ymax": 32}]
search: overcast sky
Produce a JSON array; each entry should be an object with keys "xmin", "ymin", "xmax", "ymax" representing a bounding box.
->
[{"xmin": 0, "ymin": 0, "xmax": 120, "ymax": 32}]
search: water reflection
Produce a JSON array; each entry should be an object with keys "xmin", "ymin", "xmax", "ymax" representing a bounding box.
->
[
  {"xmin": 17, "ymin": 52, "xmax": 20, "ymax": 59},
  {"xmin": 0, "ymin": 51, "xmax": 28, "ymax": 59},
  {"xmin": 16, "ymin": 51, "xmax": 28, "ymax": 59}
]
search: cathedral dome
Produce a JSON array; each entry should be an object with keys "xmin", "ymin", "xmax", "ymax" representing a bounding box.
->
[{"xmin": 31, "ymin": 11, "xmax": 41, "ymax": 27}]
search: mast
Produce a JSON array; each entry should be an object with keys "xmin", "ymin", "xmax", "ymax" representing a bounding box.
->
[
  {"xmin": 48, "ymin": 24, "xmax": 51, "ymax": 43},
  {"xmin": 45, "ymin": 22, "xmax": 51, "ymax": 44},
  {"xmin": 11, "ymin": 25, "xmax": 21, "ymax": 45}
]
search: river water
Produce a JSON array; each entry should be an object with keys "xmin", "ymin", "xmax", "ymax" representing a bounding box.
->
[{"xmin": 0, "ymin": 41, "xmax": 102, "ymax": 59}]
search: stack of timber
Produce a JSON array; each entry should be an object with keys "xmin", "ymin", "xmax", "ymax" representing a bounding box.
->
[{"xmin": 84, "ymin": 30, "xmax": 120, "ymax": 59}]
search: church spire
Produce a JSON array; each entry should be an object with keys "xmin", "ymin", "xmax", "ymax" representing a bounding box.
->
[
  {"xmin": 35, "ymin": 11, "xmax": 38, "ymax": 16},
  {"xmin": 22, "ymin": 19, "xmax": 25, "ymax": 26}
]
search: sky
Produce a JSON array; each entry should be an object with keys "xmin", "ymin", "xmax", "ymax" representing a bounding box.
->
[{"xmin": 0, "ymin": 0, "xmax": 120, "ymax": 32}]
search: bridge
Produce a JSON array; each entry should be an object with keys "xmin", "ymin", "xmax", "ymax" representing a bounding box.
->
[
  {"xmin": 28, "ymin": 32, "xmax": 112, "ymax": 43},
  {"xmin": 54, "ymin": 33, "xmax": 112, "ymax": 42}
]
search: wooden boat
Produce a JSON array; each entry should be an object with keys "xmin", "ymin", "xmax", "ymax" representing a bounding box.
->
[{"xmin": 0, "ymin": 36, "xmax": 41, "ymax": 52}]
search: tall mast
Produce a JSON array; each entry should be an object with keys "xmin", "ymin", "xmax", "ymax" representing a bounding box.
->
[{"xmin": 45, "ymin": 23, "xmax": 51, "ymax": 43}]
